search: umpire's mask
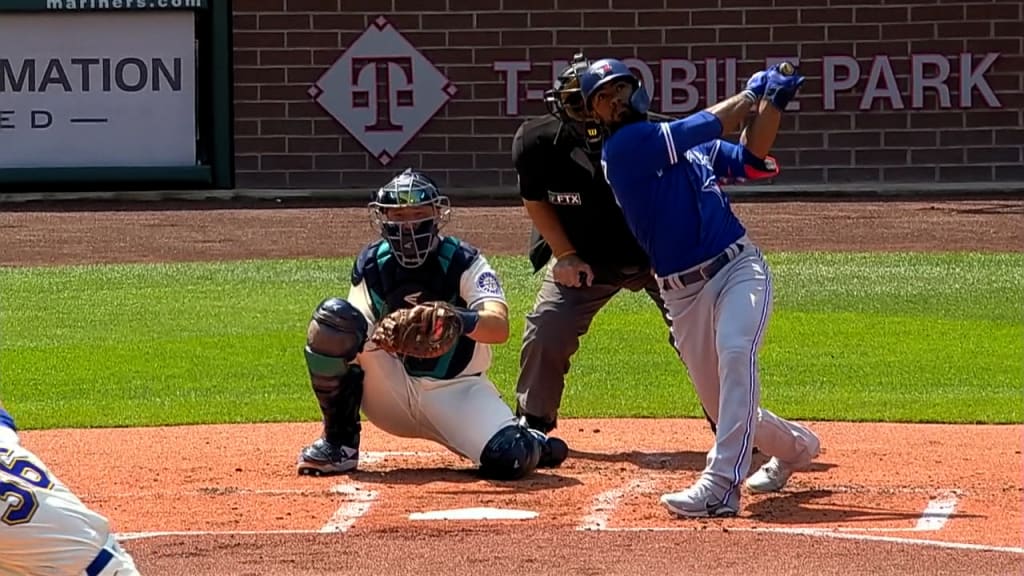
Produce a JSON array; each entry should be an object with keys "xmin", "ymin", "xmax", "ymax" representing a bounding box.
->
[
  {"xmin": 369, "ymin": 168, "xmax": 451, "ymax": 268},
  {"xmin": 543, "ymin": 53, "xmax": 603, "ymax": 154}
]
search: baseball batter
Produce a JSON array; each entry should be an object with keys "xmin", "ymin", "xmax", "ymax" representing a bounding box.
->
[
  {"xmin": 0, "ymin": 403, "xmax": 140, "ymax": 575},
  {"xmin": 296, "ymin": 168, "xmax": 568, "ymax": 480},
  {"xmin": 578, "ymin": 59, "xmax": 821, "ymax": 517}
]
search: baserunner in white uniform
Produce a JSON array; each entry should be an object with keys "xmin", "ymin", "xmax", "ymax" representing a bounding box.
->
[{"xmin": 0, "ymin": 403, "xmax": 140, "ymax": 575}]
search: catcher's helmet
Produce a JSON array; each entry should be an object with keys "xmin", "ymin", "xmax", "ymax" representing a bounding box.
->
[
  {"xmin": 369, "ymin": 168, "xmax": 451, "ymax": 268},
  {"xmin": 579, "ymin": 58, "xmax": 652, "ymax": 119},
  {"xmin": 543, "ymin": 52, "xmax": 603, "ymax": 152}
]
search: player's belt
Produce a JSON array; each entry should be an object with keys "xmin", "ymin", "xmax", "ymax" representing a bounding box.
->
[
  {"xmin": 85, "ymin": 546, "xmax": 113, "ymax": 576},
  {"xmin": 658, "ymin": 244, "xmax": 745, "ymax": 291}
]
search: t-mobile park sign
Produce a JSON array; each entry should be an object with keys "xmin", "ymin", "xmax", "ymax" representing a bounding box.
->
[{"xmin": 494, "ymin": 52, "xmax": 1003, "ymax": 115}]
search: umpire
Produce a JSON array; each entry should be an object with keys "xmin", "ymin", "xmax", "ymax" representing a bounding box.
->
[{"xmin": 512, "ymin": 53, "xmax": 706, "ymax": 434}]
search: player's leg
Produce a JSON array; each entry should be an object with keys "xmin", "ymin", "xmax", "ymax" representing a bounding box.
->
[
  {"xmin": 419, "ymin": 375, "xmax": 569, "ymax": 480},
  {"xmin": 655, "ymin": 275, "xmax": 736, "ymax": 516},
  {"xmin": 87, "ymin": 534, "xmax": 142, "ymax": 575},
  {"xmin": 356, "ymin": 348, "xmax": 426, "ymax": 441},
  {"xmin": 0, "ymin": 407, "xmax": 141, "ymax": 574},
  {"xmin": 642, "ymin": 277, "xmax": 721, "ymax": 436},
  {"xmin": 297, "ymin": 297, "xmax": 370, "ymax": 476},
  {"xmin": 661, "ymin": 244, "xmax": 820, "ymax": 516},
  {"xmin": 516, "ymin": 266, "xmax": 622, "ymax": 432},
  {"xmin": 714, "ymin": 247, "xmax": 820, "ymax": 494}
]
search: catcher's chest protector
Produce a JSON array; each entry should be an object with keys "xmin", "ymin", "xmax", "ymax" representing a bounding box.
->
[{"xmin": 354, "ymin": 237, "xmax": 479, "ymax": 379}]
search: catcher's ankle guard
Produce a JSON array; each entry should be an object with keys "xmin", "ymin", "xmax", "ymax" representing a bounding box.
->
[{"xmin": 478, "ymin": 423, "xmax": 543, "ymax": 480}]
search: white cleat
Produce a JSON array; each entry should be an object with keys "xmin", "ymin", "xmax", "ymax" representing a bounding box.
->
[
  {"xmin": 660, "ymin": 483, "xmax": 739, "ymax": 518},
  {"xmin": 745, "ymin": 457, "xmax": 796, "ymax": 493}
]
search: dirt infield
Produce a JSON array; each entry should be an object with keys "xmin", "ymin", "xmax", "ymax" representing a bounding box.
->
[
  {"xmin": 1, "ymin": 198, "xmax": 1022, "ymax": 267},
  {"xmin": 3, "ymin": 198, "xmax": 1023, "ymax": 575}
]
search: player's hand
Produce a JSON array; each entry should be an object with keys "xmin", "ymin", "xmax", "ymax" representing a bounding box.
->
[
  {"xmin": 763, "ymin": 62, "xmax": 805, "ymax": 111},
  {"xmin": 744, "ymin": 70, "xmax": 769, "ymax": 99},
  {"xmin": 552, "ymin": 253, "xmax": 594, "ymax": 288}
]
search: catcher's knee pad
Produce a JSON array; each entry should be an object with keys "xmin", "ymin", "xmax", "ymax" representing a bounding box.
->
[
  {"xmin": 306, "ymin": 297, "xmax": 368, "ymax": 377},
  {"xmin": 478, "ymin": 424, "xmax": 543, "ymax": 480}
]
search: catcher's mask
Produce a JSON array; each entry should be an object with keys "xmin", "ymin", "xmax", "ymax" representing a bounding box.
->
[
  {"xmin": 543, "ymin": 52, "xmax": 604, "ymax": 153},
  {"xmin": 369, "ymin": 168, "xmax": 452, "ymax": 269}
]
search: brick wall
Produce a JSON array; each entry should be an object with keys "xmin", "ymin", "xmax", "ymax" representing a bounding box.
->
[{"xmin": 231, "ymin": 0, "xmax": 1023, "ymax": 190}]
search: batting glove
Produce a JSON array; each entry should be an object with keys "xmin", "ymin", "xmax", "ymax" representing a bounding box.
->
[
  {"xmin": 744, "ymin": 70, "xmax": 770, "ymax": 99},
  {"xmin": 764, "ymin": 64, "xmax": 805, "ymax": 111}
]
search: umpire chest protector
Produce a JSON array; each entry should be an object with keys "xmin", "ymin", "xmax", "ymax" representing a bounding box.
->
[
  {"xmin": 515, "ymin": 114, "xmax": 651, "ymax": 274},
  {"xmin": 352, "ymin": 236, "xmax": 480, "ymax": 379}
]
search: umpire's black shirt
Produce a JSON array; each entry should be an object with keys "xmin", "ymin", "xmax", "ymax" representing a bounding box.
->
[{"xmin": 513, "ymin": 114, "xmax": 651, "ymax": 279}]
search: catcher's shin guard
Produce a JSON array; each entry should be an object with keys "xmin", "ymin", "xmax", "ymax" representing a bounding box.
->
[
  {"xmin": 478, "ymin": 423, "xmax": 543, "ymax": 480},
  {"xmin": 309, "ymin": 365, "xmax": 364, "ymax": 450},
  {"xmin": 298, "ymin": 365, "xmax": 363, "ymax": 476},
  {"xmin": 305, "ymin": 297, "xmax": 368, "ymax": 450}
]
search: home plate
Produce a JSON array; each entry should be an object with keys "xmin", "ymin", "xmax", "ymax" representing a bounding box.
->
[{"xmin": 408, "ymin": 507, "xmax": 539, "ymax": 521}]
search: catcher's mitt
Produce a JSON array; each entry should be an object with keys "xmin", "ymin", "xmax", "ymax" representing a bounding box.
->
[{"xmin": 371, "ymin": 301, "xmax": 463, "ymax": 359}]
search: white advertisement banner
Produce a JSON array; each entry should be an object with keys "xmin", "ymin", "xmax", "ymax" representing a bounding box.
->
[{"xmin": 0, "ymin": 12, "xmax": 196, "ymax": 168}]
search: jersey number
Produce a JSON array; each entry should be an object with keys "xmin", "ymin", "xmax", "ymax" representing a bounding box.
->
[{"xmin": 0, "ymin": 448, "xmax": 53, "ymax": 526}]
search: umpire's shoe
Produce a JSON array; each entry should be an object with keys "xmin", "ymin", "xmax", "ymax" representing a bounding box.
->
[
  {"xmin": 516, "ymin": 407, "xmax": 557, "ymax": 434},
  {"xmin": 297, "ymin": 438, "xmax": 359, "ymax": 476}
]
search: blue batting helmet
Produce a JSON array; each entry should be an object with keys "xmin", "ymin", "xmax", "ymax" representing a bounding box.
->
[{"xmin": 579, "ymin": 58, "xmax": 651, "ymax": 116}]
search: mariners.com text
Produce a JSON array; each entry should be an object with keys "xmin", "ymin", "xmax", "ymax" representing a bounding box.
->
[{"xmin": 48, "ymin": 0, "xmax": 202, "ymax": 9}]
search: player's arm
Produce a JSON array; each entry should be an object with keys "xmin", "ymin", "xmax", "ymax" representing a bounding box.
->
[
  {"xmin": 739, "ymin": 99, "xmax": 782, "ymax": 159},
  {"xmin": 606, "ymin": 91, "xmax": 757, "ymax": 177},
  {"xmin": 513, "ymin": 124, "xmax": 576, "ymax": 259},
  {"xmin": 694, "ymin": 138, "xmax": 780, "ymax": 184},
  {"xmin": 459, "ymin": 255, "xmax": 510, "ymax": 344},
  {"xmin": 523, "ymin": 202, "xmax": 574, "ymax": 259},
  {"xmin": 464, "ymin": 300, "xmax": 510, "ymax": 345},
  {"xmin": 345, "ymin": 281, "xmax": 377, "ymax": 326}
]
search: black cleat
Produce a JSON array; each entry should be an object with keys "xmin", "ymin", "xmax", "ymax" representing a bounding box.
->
[{"xmin": 296, "ymin": 438, "xmax": 359, "ymax": 476}]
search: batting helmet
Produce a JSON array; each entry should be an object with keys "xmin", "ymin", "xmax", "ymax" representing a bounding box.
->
[
  {"xmin": 369, "ymin": 168, "xmax": 451, "ymax": 268},
  {"xmin": 579, "ymin": 58, "xmax": 652, "ymax": 117}
]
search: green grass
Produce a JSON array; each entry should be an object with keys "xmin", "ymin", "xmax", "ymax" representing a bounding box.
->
[{"xmin": 1, "ymin": 253, "xmax": 1021, "ymax": 430}]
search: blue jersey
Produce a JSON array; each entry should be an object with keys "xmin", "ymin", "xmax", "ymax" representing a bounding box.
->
[{"xmin": 600, "ymin": 110, "xmax": 778, "ymax": 277}]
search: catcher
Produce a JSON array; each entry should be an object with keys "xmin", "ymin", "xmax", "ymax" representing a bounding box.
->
[{"xmin": 296, "ymin": 168, "xmax": 568, "ymax": 480}]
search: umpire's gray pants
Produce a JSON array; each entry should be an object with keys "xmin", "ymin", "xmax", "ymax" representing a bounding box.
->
[{"xmin": 515, "ymin": 265, "xmax": 677, "ymax": 426}]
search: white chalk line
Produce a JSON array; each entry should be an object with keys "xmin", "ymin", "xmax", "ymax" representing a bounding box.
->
[
  {"xmin": 115, "ymin": 482, "xmax": 378, "ymax": 541},
  {"xmin": 116, "ymin": 529, "xmax": 319, "ymax": 541},
  {"xmin": 787, "ymin": 489, "xmax": 961, "ymax": 533},
  {"xmin": 320, "ymin": 483, "xmax": 378, "ymax": 533},
  {"xmin": 360, "ymin": 450, "xmax": 444, "ymax": 465},
  {"xmin": 114, "ymin": 486, "xmax": 1013, "ymax": 554},
  {"xmin": 116, "ymin": 526, "xmax": 1024, "ymax": 555},
  {"xmin": 577, "ymin": 478, "xmax": 657, "ymax": 531},
  {"xmin": 577, "ymin": 487, "xmax": 1018, "ymax": 554},
  {"xmin": 591, "ymin": 526, "xmax": 1024, "ymax": 555}
]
